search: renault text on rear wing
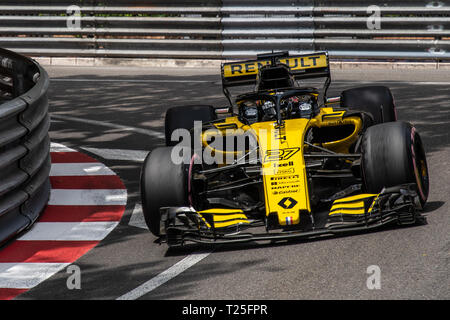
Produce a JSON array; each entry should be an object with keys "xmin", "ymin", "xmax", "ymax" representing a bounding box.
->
[{"xmin": 221, "ymin": 52, "xmax": 330, "ymax": 88}]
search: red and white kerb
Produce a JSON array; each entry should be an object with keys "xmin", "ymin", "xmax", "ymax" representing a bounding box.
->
[{"xmin": 0, "ymin": 143, "xmax": 127, "ymax": 300}]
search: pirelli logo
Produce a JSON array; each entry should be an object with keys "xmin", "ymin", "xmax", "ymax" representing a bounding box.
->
[{"xmin": 223, "ymin": 53, "xmax": 328, "ymax": 78}]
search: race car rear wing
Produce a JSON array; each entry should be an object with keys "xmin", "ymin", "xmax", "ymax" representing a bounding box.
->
[
  {"xmin": 220, "ymin": 51, "xmax": 331, "ymax": 108},
  {"xmin": 221, "ymin": 51, "xmax": 330, "ymax": 88}
]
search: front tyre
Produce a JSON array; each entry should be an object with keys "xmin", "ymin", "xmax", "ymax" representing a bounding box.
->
[
  {"xmin": 361, "ymin": 121, "xmax": 429, "ymax": 209},
  {"xmin": 140, "ymin": 147, "xmax": 188, "ymax": 236}
]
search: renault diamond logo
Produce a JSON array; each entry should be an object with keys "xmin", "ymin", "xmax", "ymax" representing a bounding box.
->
[{"xmin": 278, "ymin": 197, "xmax": 298, "ymax": 209}]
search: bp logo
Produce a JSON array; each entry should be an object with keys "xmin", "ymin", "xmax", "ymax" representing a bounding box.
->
[{"xmin": 278, "ymin": 197, "xmax": 298, "ymax": 209}]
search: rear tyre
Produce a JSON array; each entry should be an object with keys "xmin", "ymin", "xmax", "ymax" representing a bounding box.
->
[
  {"xmin": 140, "ymin": 147, "xmax": 188, "ymax": 236},
  {"xmin": 165, "ymin": 105, "xmax": 217, "ymax": 146},
  {"xmin": 361, "ymin": 121, "xmax": 429, "ymax": 208},
  {"xmin": 340, "ymin": 86, "xmax": 397, "ymax": 125}
]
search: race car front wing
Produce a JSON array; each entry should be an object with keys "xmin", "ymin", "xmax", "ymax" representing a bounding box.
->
[{"xmin": 157, "ymin": 183, "xmax": 425, "ymax": 247}]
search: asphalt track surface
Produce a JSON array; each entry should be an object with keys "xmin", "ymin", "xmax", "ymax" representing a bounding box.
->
[{"xmin": 9, "ymin": 65, "xmax": 450, "ymax": 300}]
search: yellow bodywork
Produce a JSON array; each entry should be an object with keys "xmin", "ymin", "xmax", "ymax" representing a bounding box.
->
[
  {"xmin": 198, "ymin": 208, "xmax": 250, "ymax": 229},
  {"xmin": 309, "ymin": 108, "xmax": 362, "ymax": 153},
  {"xmin": 251, "ymin": 119, "xmax": 310, "ymax": 226},
  {"xmin": 198, "ymin": 107, "xmax": 364, "ymax": 227},
  {"xmin": 329, "ymin": 194, "xmax": 377, "ymax": 216}
]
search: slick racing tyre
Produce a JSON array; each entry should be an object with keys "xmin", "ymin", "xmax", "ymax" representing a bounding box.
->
[
  {"xmin": 140, "ymin": 146, "xmax": 188, "ymax": 236},
  {"xmin": 165, "ymin": 105, "xmax": 217, "ymax": 146},
  {"xmin": 340, "ymin": 86, "xmax": 397, "ymax": 125},
  {"xmin": 361, "ymin": 121, "xmax": 429, "ymax": 208}
]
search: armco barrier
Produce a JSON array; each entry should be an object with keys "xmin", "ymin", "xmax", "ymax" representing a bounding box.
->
[
  {"xmin": 0, "ymin": 1, "xmax": 449, "ymax": 60},
  {"xmin": 0, "ymin": 48, "xmax": 50, "ymax": 245}
]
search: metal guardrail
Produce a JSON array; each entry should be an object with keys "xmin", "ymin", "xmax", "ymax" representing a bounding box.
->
[
  {"xmin": 0, "ymin": 1, "xmax": 449, "ymax": 60},
  {"xmin": 0, "ymin": 48, "xmax": 50, "ymax": 245}
]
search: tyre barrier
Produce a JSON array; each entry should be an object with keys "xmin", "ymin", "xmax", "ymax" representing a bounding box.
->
[{"xmin": 0, "ymin": 48, "xmax": 50, "ymax": 245}]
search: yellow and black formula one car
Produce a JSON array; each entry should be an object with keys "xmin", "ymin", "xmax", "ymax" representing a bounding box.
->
[{"xmin": 140, "ymin": 51, "xmax": 429, "ymax": 247}]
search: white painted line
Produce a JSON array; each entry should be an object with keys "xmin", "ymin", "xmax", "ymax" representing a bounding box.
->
[
  {"xmin": 51, "ymin": 78, "xmax": 211, "ymax": 84},
  {"xmin": 116, "ymin": 251, "xmax": 212, "ymax": 300},
  {"xmin": 82, "ymin": 147, "xmax": 149, "ymax": 162},
  {"xmin": 50, "ymin": 114, "xmax": 165, "ymax": 139},
  {"xmin": 50, "ymin": 162, "xmax": 116, "ymax": 176},
  {"xmin": 48, "ymin": 189, "xmax": 127, "ymax": 206},
  {"xmin": 0, "ymin": 263, "xmax": 70, "ymax": 289},
  {"xmin": 50, "ymin": 142, "xmax": 76, "ymax": 153},
  {"xmin": 17, "ymin": 222, "xmax": 119, "ymax": 241},
  {"xmin": 128, "ymin": 203, "xmax": 148, "ymax": 230},
  {"xmin": 410, "ymin": 81, "xmax": 450, "ymax": 85}
]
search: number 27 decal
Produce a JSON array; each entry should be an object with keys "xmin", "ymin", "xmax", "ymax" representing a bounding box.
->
[{"xmin": 264, "ymin": 148, "xmax": 300, "ymax": 162}]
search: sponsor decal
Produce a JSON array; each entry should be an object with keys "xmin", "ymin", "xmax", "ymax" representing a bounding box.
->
[
  {"xmin": 270, "ymin": 174, "xmax": 301, "ymax": 185},
  {"xmin": 273, "ymin": 161, "xmax": 294, "ymax": 168},
  {"xmin": 264, "ymin": 148, "xmax": 300, "ymax": 162},
  {"xmin": 270, "ymin": 161, "xmax": 295, "ymax": 175},
  {"xmin": 278, "ymin": 197, "xmax": 298, "ymax": 209},
  {"xmin": 273, "ymin": 168, "xmax": 295, "ymax": 175},
  {"xmin": 223, "ymin": 54, "xmax": 328, "ymax": 78}
]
